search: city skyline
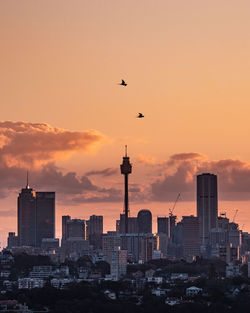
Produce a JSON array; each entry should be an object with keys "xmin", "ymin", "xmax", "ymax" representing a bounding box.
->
[{"xmin": 1, "ymin": 1, "xmax": 250, "ymax": 245}]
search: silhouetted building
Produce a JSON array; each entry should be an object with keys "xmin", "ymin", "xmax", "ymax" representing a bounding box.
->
[
  {"xmin": 182, "ymin": 216, "xmax": 200, "ymax": 258},
  {"xmin": 18, "ymin": 181, "xmax": 55, "ymax": 247},
  {"xmin": 157, "ymin": 217, "xmax": 169, "ymax": 235},
  {"xmin": 66, "ymin": 219, "xmax": 86, "ymax": 239},
  {"xmin": 88, "ymin": 215, "xmax": 103, "ymax": 249},
  {"xmin": 119, "ymin": 214, "xmax": 138, "ymax": 234},
  {"xmin": 36, "ymin": 192, "xmax": 55, "ymax": 247},
  {"xmin": 62, "ymin": 215, "xmax": 71, "ymax": 242},
  {"xmin": 18, "ymin": 185, "xmax": 37, "ymax": 247},
  {"xmin": 7, "ymin": 232, "xmax": 19, "ymax": 248},
  {"xmin": 137, "ymin": 210, "xmax": 152, "ymax": 234},
  {"xmin": 197, "ymin": 173, "xmax": 218, "ymax": 248}
]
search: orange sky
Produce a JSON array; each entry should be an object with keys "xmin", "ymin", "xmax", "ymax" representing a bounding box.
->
[{"xmin": 0, "ymin": 1, "xmax": 250, "ymax": 246}]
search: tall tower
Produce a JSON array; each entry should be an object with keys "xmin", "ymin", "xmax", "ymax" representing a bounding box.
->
[
  {"xmin": 197, "ymin": 173, "xmax": 218, "ymax": 247},
  {"xmin": 120, "ymin": 146, "xmax": 132, "ymax": 234}
]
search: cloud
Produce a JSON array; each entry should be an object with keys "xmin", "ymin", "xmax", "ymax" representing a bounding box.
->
[
  {"xmin": 136, "ymin": 154, "xmax": 156, "ymax": 165},
  {"xmin": 0, "ymin": 209, "xmax": 16, "ymax": 217},
  {"xmin": 0, "ymin": 121, "xmax": 108, "ymax": 167},
  {"xmin": 151, "ymin": 153, "xmax": 250, "ymax": 202},
  {"xmin": 85, "ymin": 167, "xmax": 118, "ymax": 177}
]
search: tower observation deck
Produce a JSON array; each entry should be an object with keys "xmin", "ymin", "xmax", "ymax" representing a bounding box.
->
[{"xmin": 120, "ymin": 146, "xmax": 132, "ymax": 234}]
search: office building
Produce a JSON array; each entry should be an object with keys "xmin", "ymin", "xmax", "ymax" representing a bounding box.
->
[
  {"xmin": 7, "ymin": 232, "xmax": 19, "ymax": 249},
  {"xmin": 119, "ymin": 214, "xmax": 138, "ymax": 234},
  {"xmin": 182, "ymin": 216, "xmax": 200, "ymax": 258},
  {"xmin": 102, "ymin": 231, "xmax": 121, "ymax": 264},
  {"xmin": 157, "ymin": 217, "xmax": 169, "ymax": 235},
  {"xmin": 36, "ymin": 192, "xmax": 55, "ymax": 247},
  {"xmin": 137, "ymin": 210, "xmax": 152, "ymax": 234},
  {"xmin": 18, "ymin": 181, "xmax": 55, "ymax": 247},
  {"xmin": 197, "ymin": 173, "xmax": 218, "ymax": 247},
  {"xmin": 65, "ymin": 219, "xmax": 86, "ymax": 239},
  {"xmin": 111, "ymin": 246, "xmax": 127, "ymax": 281},
  {"xmin": 88, "ymin": 215, "xmax": 103, "ymax": 249}
]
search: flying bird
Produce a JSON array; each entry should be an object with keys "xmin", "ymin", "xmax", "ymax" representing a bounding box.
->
[
  {"xmin": 137, "ymin": 113, "xmax": 144, "ymax": 118},
  {"xmin": 119, "ymin": 79, "xmax": 127, "ymax": 86}
]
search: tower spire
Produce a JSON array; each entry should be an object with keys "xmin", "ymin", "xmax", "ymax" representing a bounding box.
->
[
  {"xmin": 125, "ymin": 145, "xmax": 127, "ymax": 157},
  {"xmin": 120, "ymin": 146, "xmax": 132, "ymax": 234},
  {"xmin": 26, "ymin": 171, "xmax": 30, "ymax": 189}
]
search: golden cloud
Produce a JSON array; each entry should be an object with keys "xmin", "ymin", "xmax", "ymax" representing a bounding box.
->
[{"xmin": 0, "ymin": 121, "xmax": 109, "ymax": 167}]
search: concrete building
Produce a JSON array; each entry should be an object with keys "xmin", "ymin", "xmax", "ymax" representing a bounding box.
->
[
  {"xmin": 102, "ymin": 232, "xmax": 121, "ymax": 264},
  {"xmin": 197, "ymin": 173, "xmax": 218, "ymax": 250},
  {"xmin": 111, "ymin": 246, "xmax": 127, "ymax": 280},
  {"xmin": 120, "ymin": 233, "xmax": 158, "ymax": 263}
]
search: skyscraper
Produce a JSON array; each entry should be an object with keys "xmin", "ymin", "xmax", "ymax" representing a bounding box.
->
[
  {"xmin": 157, "ymin": 217, "xmax": 169, "ymax": 235},
  {"xmin": 62, "ymin": 215, "xmax": 71, "ymax": 242},
  {"xmin": 182, "ymin": 215, "xmax": 200, "ymax": 258},
  {"xmin": 197, "ymin": 173, "xmax": 218, "ymax": 247},
  {"xmin": 18, "ymin": 181, "xmax": 55, "ymax": 247},
  {"xmin": 88, "ymin": 215, "xmax": 103, "ymax": 249},
  {"xmin": 137, "ymin": 210, "xmax": 152, "ymax": 234},
  {"xmin": 36, "ymin": 192, "xmax": 55, "ymax": 247},
  {"xmin": 18, "ymin": 184, "xmax": 37, "ymax": 247},
  {"xmin": 119, "ymin": 214, "xmax": 138, "ymax": 234}
]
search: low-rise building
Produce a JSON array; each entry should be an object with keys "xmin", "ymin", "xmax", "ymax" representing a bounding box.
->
[{"xmin": 186, "ymin": 286, "xmax": 202, "ymax": 297}]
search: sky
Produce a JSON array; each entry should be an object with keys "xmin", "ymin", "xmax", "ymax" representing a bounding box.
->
[{"xmin": 0, "ymin": 0, "xmax": 250, "ymax": 246}]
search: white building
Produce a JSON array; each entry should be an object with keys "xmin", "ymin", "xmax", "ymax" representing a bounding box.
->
[
  {"xmin": 186, "ymin": 286, "xmax": 202, "ymax": 297},
  {"xmin": 18, "ymin": 278, "xmax": 44, "ymax": 289}
]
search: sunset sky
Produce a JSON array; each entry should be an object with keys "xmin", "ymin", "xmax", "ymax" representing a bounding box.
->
[{"xmin": 0, "ymin": 1, "xmax": 250, "ymax": 246}]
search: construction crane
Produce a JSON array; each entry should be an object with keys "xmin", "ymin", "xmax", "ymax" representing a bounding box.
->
[
  {"xmin": 232, "ymin": 209, "xmax": 238, "ymax": 223},
  {"xmin": 169, "ymin": 193, "xmax": 181, "ymax": 217}
]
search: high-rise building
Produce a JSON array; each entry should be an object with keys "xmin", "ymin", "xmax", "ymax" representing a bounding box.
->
[
  {"xmin": 62, "ymin": 215, "xmax": 71, "ymax": 242},
  {"xmin": 137, "ymin": 210, "xmax": 152, "ymax": 234},
  {"xmin": 66, "ymin": 219, "xmax": 86, "ymax": 239},
  {"xmin": 197, "ymin": 173, "xmax": 218, "ymax": 247},
  {"xmin": 36, "ymin": 192, "xmax": 55, "ymax": 247},
  {"xmin": 119, "ymin": 214, "xmax": 138, "ymax": 234},
  {"xmin": 157, "ymin": 217, "xmax": 169, "ymax": 235},
  {"xmin": 111, "ymin": 246, "xmax": 127, "ymax": 281},
  {"xmin": 88, "ymin": 215, "xmax": 103, "ymax": 249},
  {"xmin": 18, "ymin": 185, "xmax": 37, "ymax": 247},
  {"xmin": 182, "ymin": 216, "xmax": 200, "ymax": 258},
  {"xmin": 102, "ymin": 231, "xmax": 121, "ymax": 264},
  {"xmin": 120, "ymin": 233, "xmax": 158, "ymax": 263},
  {"xmin": 18, "ymin": 181, "xmax": 55, "ymax": 247}
]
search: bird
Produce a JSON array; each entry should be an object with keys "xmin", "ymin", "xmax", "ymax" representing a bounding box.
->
[
  {"xmin": 119, "ymin": 79, "xmax": 127, "ymax": 86},
  {"xmin": 137, "ymin": 113, "xmax": 144, "ymax": 118}
]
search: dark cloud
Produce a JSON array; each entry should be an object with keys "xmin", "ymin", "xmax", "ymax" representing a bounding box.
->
[
  {"xmin": 151, "ymin": 153, "xmax": 250, "ymax": 202},
  {"xmin": 85, "ymin": 167, "xmax": 118, "ymax": 177}
]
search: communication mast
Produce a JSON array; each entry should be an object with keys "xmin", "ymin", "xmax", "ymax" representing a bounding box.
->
[{"xmin": 120, "ymin": 146, "xmax": 132, "ymax": 234}]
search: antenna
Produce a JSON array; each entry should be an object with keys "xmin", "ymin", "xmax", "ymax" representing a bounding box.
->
[
  {"xmin": 125, "ymin": 145, "xmax": 127, "ymax": 157},
  {"xmin": 26, "ymin": 171, "xmax": 30, "ymax": 189}
]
